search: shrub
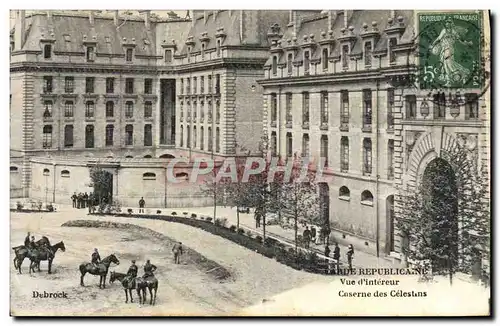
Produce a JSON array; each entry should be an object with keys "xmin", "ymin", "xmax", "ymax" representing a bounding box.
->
[
  {"xmin": 264, "ymin": 237, "xmax": 278, "ymax": 247},
  {"xmin": 157, "ymin": 210, "xmax": 162, "ymax": 214},
  {"xmin": 172, "ymin": 212, "xmax": 177, "ymax": 215},
  {"xmin": 255, "ymin": 235, "xmax": 263, "ymax": 244},
  {"xmin": 246, "ymin": 230, "xmax": 253, "ymax": 238},
  {"xmin": 206, "ymin": 217, "xmax": 213, "ymax": 222},
  {"xmin": 191, "ymin": 213, "xmax": 197, "ymax": 218},
  {"xmin": 200, "ymin": 216, "xmax": 205, "ymax": 220},
  {"xmin": 46, "ymin": 204, "xmax": 54, "ymax": 212},
  {"xmin": 127, "ymin": 208, "xmax": 133, "ymax": 214},
  {"xmin": 183, "ymin": 212, "xmax": 188, "ymax": 215},
  {"xmin": 237, "ymin": 228, "xmax": 245, "ymax": 235},
  {"xmin": 16, "ymin": 202, "xmax": 23, "ymax": 211},
  {"xmin": 229, "ymin": 225, "xmax": 237, "ymax": 232},
  {"xmin": 214, "ymin": 217, "xmax": 228, "ymax": 227}
]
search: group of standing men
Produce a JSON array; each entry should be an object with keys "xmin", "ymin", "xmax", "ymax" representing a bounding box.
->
[{"xmin": 71, "ymin": 192, "xmax": 109, "ymax": 213}]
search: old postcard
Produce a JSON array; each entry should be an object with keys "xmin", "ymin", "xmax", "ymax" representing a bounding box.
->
[{"xmin": 9, "ymin": 9, "xmax": 491, "ymax": 317}]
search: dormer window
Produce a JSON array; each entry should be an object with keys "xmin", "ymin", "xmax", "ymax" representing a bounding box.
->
[
  {"xmin": 43, "ymin": 44, "xmax": 52, "ymax": 59},
  {"xmin": 164, "ymin": 49, "xmax": 172, "ymax": 63},
  {"xmin": 389, "ymin": 37, "xmax": 397, "ymax": 64},
  {"xmin": 272, "ymin": 56, "xmax": 278, "ymax": 76},
  {"xmin": 322, "ymin": 48, "xmax": 329, "ymax": 71},
  {"xmin": 364, "ymin": 41, "xmax": 372, "ymax": 67},
  {"xmin": 304, "ymin": 51, "xmax": 310, "ymax": 74},
  {"xmin": 342, "ymin": 44, "xmax": 349, "ymax": 70},
  {"xmin": 287, "ymin": 53, "xmax": 293, "ymax": 75},
  {"xmin": 216, "ymin": 39, "xmax": 221, "ymax": 57},
  {"xmin": 86, "ymin": 46, "xmax": 95, "ymax": 62},
  {"xmin": 126, "ymin": 48, "xmax": 133, "ymax": 62}
]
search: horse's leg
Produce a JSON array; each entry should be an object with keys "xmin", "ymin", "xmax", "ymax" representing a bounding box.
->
[
  {"xmin": 129, "ymin": 289, "xmax": 134, "ymax": 303},
  {"xmin": 13, "ymin": 257, "xmax": 17, "ymax": 270},
  {"xmin": 136, "ymin": 288, "xmax": 141, "ymax": 304},
  {"xmin": 48, "ymin": 259, "xmax": 52, "ymax": 274},
  {"xmin": 149, "ymin": 287, "xmax": 153, "ymax": 305},
  {"xmin": 153, "ymin": 287, "xmax": 157, "ymax": 305},
  {"xmin": 102, "ymin": 274, "xmax": 107, "ymax": 289},
  {"xmin": 80, "ymin": 269, "xmax": 86, "ymax": 286},
  {"xmin": 124, "ymin": 289, "xmax": 128, "ymax": 303}
]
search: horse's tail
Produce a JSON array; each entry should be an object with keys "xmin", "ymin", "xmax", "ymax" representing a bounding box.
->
[{"xmin": 79, "ymin": 263, "xmax": 86, "ymax": 274}]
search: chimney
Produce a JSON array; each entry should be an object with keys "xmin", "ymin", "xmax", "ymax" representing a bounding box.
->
[
  {"xmin": 204, "ymin": 10, "xmax": 208, "ymax": 24},
  {"xmin": 292, "ymin": 11, "xmax": 298, "ymax": 37},
  {"xmin": 390, "ymin": 10, "xmax": 396, "ymax": 20},
  {"xmin": 191, "ymin": 10, "xmax": 195, "ymax": 26},
  {"xmin": 89, "ymin": 11, "xmax": 94, "ymax": 25},
  {"xmin": 141, "ymin": 10, "xmax": 150, "ymax": 29},
  {"xmin": 46, "ymin": 10, "xmax": 52, "ymax": 19},
  {"xmin": 213, "ymin": 10, "xmax": 217, "ymax": 21},
  {"xmin": 344, "ymin": 10, "xmax": 353, "ymax": 28},
  {"xmin": 327, "ymin": 10, "xmax": 337, "ymax": 32},
  {"xmin": 14, "ymin": 10, "xmax": 25, "ymax": 51},
  {"xmin": 288, "ymin": 10, "xmax": 293, "ymax": 25},
  {"xmin": 114, "ymin": 10, "xmax": 119, "ymax": 26}
]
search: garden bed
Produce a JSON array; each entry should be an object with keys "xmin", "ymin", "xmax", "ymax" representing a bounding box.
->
[
  {"xmin": 11, "ymin": 209, "xmax": 55, "ymax": 213},
  {"xmin": 91, "ymin": 212, "xmax": 334, "ymax": 275}
]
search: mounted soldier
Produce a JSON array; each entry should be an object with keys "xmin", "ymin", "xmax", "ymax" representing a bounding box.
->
[
  {"xmin": 24, "ymin": 232, "xmax": 31, "ymax": 247},
  {"xmin": 91, "ymin": 248, "xmax": 101, "ymax": 272},
  {"xmin": 142, "ymin": 259, "xmax": 157, "ymax": 279},
  {"xmin": 124, "ymin": 260, "xmax": 138, "ymax": 287}
]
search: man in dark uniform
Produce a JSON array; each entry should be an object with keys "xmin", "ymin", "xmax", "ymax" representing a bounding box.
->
[
  {"xmin": 333, "ymin": 243, "xmax": 341, "ymax": 274},
  {"xmin": 24, "ymin": 232, "xmax": 31, "ymax": 247},
  {"xmin": 346, "ymin": 244, "xmax": 354, "ymax": 274},
  {"xmin": 27, "ymin": 235, "xmax": 37, "ymax": 256},
  {"xmin": 172, "ymin": 242, "xmax": 184, "ymax": 264},
  {"xmin": 88, "ymin": 192, "xmax": 94, "ymax": 213},
  {"xmin": 77, "ymin": 193, "xmax": 82, "ymax": 209},
  {"xmin": 91, "ymin": 248, "xmax": 101, "ymax": 272},
  {"xmin": 124, "ymin": 260, "xmax": 138, "ymax": 287},
  {"xmin": 71, "ymin": 192, "xmax": 77, "ymax": 208},
  {"xmin": 142, "ymin": 259, "xmax": 157, "ymax": 279},
  {"xmin": 303, "ymin": 226, "xmax": 311, "ymax": 249},
  {"xmin": 83, "ymin": 192, "xmax": 89, "ymax": 209},
  {"xmin": 139, "ymin": 197, "xmax": 145, "ymax": 213}
]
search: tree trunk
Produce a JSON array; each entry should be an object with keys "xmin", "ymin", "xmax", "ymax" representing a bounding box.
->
[
  {"xmin": 262, "ymin": 212, "xmax": 266, "ymax": 244},
  {"xmin": 448, "ymin": 259, "xmax": 453, "ymax": 285},
  {"xmin": 236, "ymin": 207, "xmax": 240, "ymax": 229},
  {"xmin": 294, "ymin": 212, "xmax": 298, "ymax": 254}
]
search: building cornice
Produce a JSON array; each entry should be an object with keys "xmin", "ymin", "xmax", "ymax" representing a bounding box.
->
[{"xmin": 10, "ymin": 62, "xmax": 161, "ymax": 74}]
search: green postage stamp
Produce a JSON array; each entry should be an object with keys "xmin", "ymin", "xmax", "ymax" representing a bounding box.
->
[{"xmin": 418, "ymin": 12, "xmax": 482, "ymax": 89}]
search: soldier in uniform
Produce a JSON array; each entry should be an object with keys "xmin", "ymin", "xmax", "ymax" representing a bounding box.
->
[
  {"xmin": 142, "ymin": 259, "xmax": 157, "ymax": 279},
  {"xmin": 346, "ymin": 244, "xmax": 354, "ymax": 273},
  {"xmin": 172, "ymin": 242, "xmax": 184, "ymax": 264},
  {"xmin": 91, "ymin": 248, "xmax": 101, "ymax": 271},
  {"xmin": 71, "ymin": 192, "xmax": 77, "ymax": 208},
  {"xmin": 24, "ymin": 232, "xmax": 31, "ymax": 247},
  {"xmin": 124, "ymin": 260, "xmax": 138, "ymax": 287},
  {"xmin": 27, "ymin": 235, "xmax": 37, "ymax": 256}
]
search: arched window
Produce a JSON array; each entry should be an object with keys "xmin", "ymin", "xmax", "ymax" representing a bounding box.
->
[
  {"xmin": 10, "ymin": 166, "xmax": 18, "ymax": 172},
  {"xmin": 302, "ymin": 134, "xmax": 310, "ymax": 157},
  {"xmin": 42, "ymin": 125, "xmax": 52, "ymax": 148},
  {"xmin": 361, "ymin": 190, "xmax": 374, "ymax": 205},
  {"xmin": 125, "ymin": 155, "xmax": 133, "ymax": 158},
  {"xmin": 143, "ymin": 172, "xmax": 156, "ymax": 180},
  {"xmin": 144, "ymin": 124, "xmax": 152, "ymax": 147},
  {"xmin": 339, "ymin": 186, "xmax": 350, "ymax": 200},
  {"xmin": 144, "ymin": 155, "xmax": 152, "ymax": 158},
  {"xmin": 106, "ymin": 101, "xmax": 114, "ymax": 117},
  {"xmin": 125, "ymin": 124, "xmax": 134, "ymax": 146},
  {"xmin": 159, "ymin": 154, "xmax": 176, "ymax": 159},
  {"xmin": 200, "ymin": 126, "xmax": 204, "ymax": 150},
  {"xmin": 320, "ymin": 135, "xmax": 328, "ymax": 166},
  {"xmin": 61, "ymin": 170, "xmax": 70, "ymax": 178},
  {"xmin": 175, "ymin": 172, "xmax": 189, "ymax": 179},
  {"xmin": 43, "ymin": 168, "xmax": 50, "ymax": 176}
]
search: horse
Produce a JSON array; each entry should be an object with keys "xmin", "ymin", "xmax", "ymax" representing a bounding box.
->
[
  {"xmin": 136, "ymin": 274, "xmax": 158, "ymax": 305},
  {"xmin": 12, "ymin": 236, "xmax": 52, "ymax": 273},
  {"xmin": 27, "ymin": 241, "xmax": 66, "ymax": 274},
  {"xmin": 109, "ymin": 271, "xmax": 136, "ymax": 303},
  {"xmin": 79, "ymin": 254, "xmax": 120, "ymax": 289}
]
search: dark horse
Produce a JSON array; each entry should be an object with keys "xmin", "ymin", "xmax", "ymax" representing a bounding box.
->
[
  {"xmin": 79, "ymin": 254, "xmax": 120, "ymax": 289},
  {"xmin": 110, "ymin": 271, "xmax": 136, "ymax": 303},
  {"xmin": 12, "ymin": 236, "xmax": 51, "ymax": 274},
  {"xmin": 136, "ymin": 275, "xmax": 158, "ymax": 305},
  {"xmin": 27, "ymin": 241, "xmax": 66, "ymax": 274}
]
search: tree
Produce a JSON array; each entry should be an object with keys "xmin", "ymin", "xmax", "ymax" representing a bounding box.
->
[
  {"xmin": 397, "ymin": 144, "xmax": 490, "ymax": 285},
  {"xmin": 88, "ymin": 165, "xmax": 112, "ymax": 203}
]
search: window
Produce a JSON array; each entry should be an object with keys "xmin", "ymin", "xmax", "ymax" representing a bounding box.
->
[
  {"xmin": 144, "ymin": 155, "xmax": 152, "ymax": 158},
  {"xmin": 433, "ymin": 92, "xmax": 446, "ymax": 119},
  {"xmin": 85, "ymin": 101, "xmax": 95, "ymax": 118},
  {"xmin": 106, "ymin": 101, "xmax": 114, "ymax": 118},
  {"xmin": 208, "ymin": 75, "xmax": 213, "ymax": 94},
  {"xmin": 341, "ymin": 136, "xmax": 349, "ymax": 172},
  {"xmin": 320, "ymin": 92, "xmax": 328, "ymax": 124},
  {"xmin": 387, "ymin": 88, "xmax": 394, "ymax": 129},
  {"xmin": 125, "ymin": 101, "xmax": 134, "ymax": 118},
  {"xmin": 186, "ymin": 78, "xmax": 191, "ymax": 94},
  {"xmin": 342, "ymin": 44, "xmax": 349, "ymax": 69},
  {"xmin": 302, "ymin": 92, "xmax": 310, "ymax": 125},
  {"xmin": 64, "ymin": 125, "xmax": 73, "ymax": 148},
  {"xmin": 339, "ymin": 186, "xmax": 350, "ymax": 199},
  {"xmin": 85, "ymin": 125, "xmax": 94, "ymax": 148},
  {"xmin": 193, "ymin": 126, "xmax": 197, "ymax": 148},
  {"xmin": 64, "ymin": 101, "xmax": 74, "ymax": 117},
  {"xmin": 287, "ymin": 53, "xmax": 293, "ymax": 75},
  {"xmin": 364, "ymin": 41, "xmax": 372, "ymax": 67},
  {"xmin": 165, "ymin": 49, "xmax": 172, "ymax": 63},
  {"xmin": 144, "ymin": 124, "xmax": 152, "ymax": 146},
  {"xmin": 322, "ymin": 48, "xmax": 329, "ymax": 70},
  {"xmin": 105, "ymin": 124, "xmax": 114, "ymax": 146},
  {"xmin": 143, "ymin": 172, "xmax": 156, "ymax": 180},
  {"xmin": 43, "ymin": 44, "xmax": 51, "ymax": 59},
  {"xmin": 180, "ymin": 101, "xmax": 184, "ymax": 120},
  {"xmin": 186, "ymin": 125, "xmax": 191, "ymax": 148},
  {"xmin": 85, "ymin": 77, "xmax": 95, "ymax": 93},
  {"xmin": 126, "ymin": 48, "xmax": 133, "ymax": 62},
  {"xmin": 215, "ymin": 74, "xmax": 220, "ymax": 94},
  {"xmin": 465, "ymin": 93, "xmax": 479, "ymax": 119},
  {"xmin": 200, "ymin": 100, "xmax": 205, "ymax": 121},
  {"xmin": 125, "ymin": 78, "xmax": 134, "ymax": 94},
  {"xmin": 43, "ymin": 100, "xmax": 53, "ymax": 118},
  {"xmin": 180, "ymin": 125, "xmax": 184, "ymax": 147},
  {"xmin": 215, "ymin": 127, "xmax": 220, "ymax": 153},
  {"xmin": 193, "ymin": 101, "xmax": 197, "ymax": 121},
  {"xmin": 215, "ymin": 100, "xmax": 220, "ymax": 124},
  {"xmin": 86, "ymin": 46, "xmax": 95, "ymax": 62},
  {"xmin": 389, "ymin": 38, "xmax": 397, "ymax": 64},
  {"xmin": 270, "ymin": 131, "xmax": 277, "ymax": 156},
  {"xmin": 64, "ymin": 77, "xmax": 74, "ymax": 93},
  {"xmin": 216, "ymin": 39, "xmax": 221, "ymax": 57},
  {"xmin": 363, "ymin": 89, "xmax": 372, "ymax": 129},
  {"xmin": 320, "ymin": 135, "xmax": 328, "ymax": 166},
  {"xmin": 361, "ymin": 190, "xmax": 374, "ymax": 205},
  {"xmin": 43, "ymin": 168, "xmax": 50, "ymax": 176},
  {"xmin": 272, "ymin": 56, "xmax": 278, "ymax": 76},
  {"xmin": 388, "ymin": 140, "xmax": 394, "ymax": 180},
  {"xmin": 200, "ymin": 126, "xmax": 204, "ymax": 150},
  {"xmin": 43, "ymin": 76, "xmax": 53, "ymax": 93},
  {"xmin": 180, "ymin": 79, "xmax": 184, "ymax": 94},
  {"xmin": 42, "ymin": 125, "xmax": 52, "ymax": 148},
  {"xmin": 286, "ymin": 132, "xmax": 293, "ymax": 157},
  {"xmin": 144, "ymin": 101, "xmax": 152, "ymax": 118},
  {"xmin": 208, "ymin": 126, "xmax": 213, "ymax": 151},
  {"xmin": 144, "ymin": 79, "xmax": 153, "ymax": 94},
  {"xmin": 304, "ymin": 51, "xmax": 310, "ymax": 74},
  {"xmin": 61, "ymin": 170, "xmax": 70, "ymax": 178},
  {"xmin": 405, "ymin": 95, "xmax": 416, "ymax": 119},
  {"xmin": 363, "ymin": 138, "xmax": 372, "ymax": 175},
  {"xmin": 10, "ymin": 166, "xmax": 18, "ymax": 172},
  {"xmin": 285, "ymin": 93, "xmax": 292, "ymax": 124},
  {"xmin": 302, "ymin": 134, "xmax": 310, "ymax": 157},
  {"xmin": 341, "ymin": 90, "xmax": 349, "ymax": 124},
  {"xmin": 270, "ymin": 93, "xmax": 277, "ymax": 124},
  {"xmin": 125, "ymin": 124, "xmax": 133, "ymax": 145},
  {"xmin": 106, "ymin": 78, "xmax": 115, "ymax": 93},
  {"xmin": 193, "ymin": 77, "xmax": 197, "ymax": 94},
  {"xmin": 200, "ymin": 76, "xmax": 205, "ymax": 94},
  {"xmin": 201, "ymin": 43, "xmax": 205, "ymax": 60},
  {"xmin": 175, "ymin": 172, "xmax": 189, "ymax": 179}
]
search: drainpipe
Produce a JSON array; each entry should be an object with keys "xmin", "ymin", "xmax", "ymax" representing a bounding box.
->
[
  {"xmin": 375, "ymin": 79, "xmax": 380, "ymax": 257},
  {"xmin": 52, "ymin": 162, "xmax": 57, "ymax": 203},
  {"xmin": 164, "ymin": 165, "xmax": 167, "ymax": 208}
]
